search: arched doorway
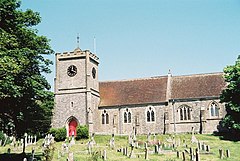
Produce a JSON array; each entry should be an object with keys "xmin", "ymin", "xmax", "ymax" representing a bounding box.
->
[{"xmin": 68, "ymin": 118, "xmax": 78, "ymax": 137}]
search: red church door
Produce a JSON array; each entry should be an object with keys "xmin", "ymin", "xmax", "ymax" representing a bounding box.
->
[{"xmin": 69, "ymin": 119, "xmax": 77, "ymax": 136}]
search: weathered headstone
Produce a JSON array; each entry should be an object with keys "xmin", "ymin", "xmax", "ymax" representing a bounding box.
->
[
  {"xmin": 154, "ymin": 145, "xmax": 159, "ymax": 154},
  {"xmin": 190, "ymin": 147, "xmax": 193, "ymax": 160},
  {"xmin": 87, "ymin": 141, "xmax": 92, "ymax": 154},
  {"xmin": 31, "ymin": 148, "xmax": 35, "ymax": 161},
  {"xmin": 70, "ymin": 136, "xmax": 75, "ymax": 145},
  {"xmin": 226, "ymin": 149, "xmax": 230, "ymax": 158},
  {"xmin": 201, "ymin": 144, "xmax": 205, "ymax": 151},
  {"xmin": 33, "ymin": 135, "xmax": 37, "ymax": 145},
  {"xmin": 176, "ymin": 150, "xmax": 180, "ymax": 158},
  {"xmin": 145, "ymin": 148, "xmax": 149, "ymax": 160},
  {"xmin": 129, "ymin": 145, "xmax": 136, "ymax": 158},
  {"xmin": 191, "ymin": 127, "xmax": 198, "ymax": 143},
  {"xmin": 195, "ymin": 148, "xmax": 200, "ymax": 161},
  {"xmin": 219, "ymin": 149, "xmax": 223, "ymax": 159},
  {"xmin": 25, "ymin": 134, "xmax": 28, "ymax": 146},
  {"xmin": 7, "ymin": 148, "xmax": 11, "ymax": 154},
  {"xmin": 91, "ymin": 133, "xmax": 96, "ymax": 145},
  {"xmin": 182, "ymin": 151, "xmax": 186, "ymax": 161},
  {"xmin": 144, "ymin": 142, "xmax": 149, "ymax": 160},
  {"xmin": 123, "ymin": 147, "xmax": 125, "ymax": 156},
  {"xmin": 206, "ymin": 145, "xmax": 210, "ymax": 152},
  {"xmin": 28, "ymin": 135, "xmax": 31, "ymax": 145},
  {"xmin": 109, "ymin": 134, "xmax": 115, "ymax": 149},
  {"xmin": 147, "ymin": 132, "xmax": 151, "ymax": 142},
  {"xmin": 103, "ymin": 150, "xmax": 107, "ymax": 161},
  {"xmin": 68, "ymin": 152, "xmax": 74, "ymax": 161},
  {"xmin": 198, "ymin": 142, "xmax": 201, "ymax": 150}
]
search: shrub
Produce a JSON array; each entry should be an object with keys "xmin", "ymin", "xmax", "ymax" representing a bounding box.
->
[
  {"xmin": 0, "ymin": 131, "xmax": 5, "ymax": 145},
  {"xmin": 76, "ymin": 125, "xmax": 89, "ymax": 140},
  {"xmin": 49, "ymin": 127, "xmax": 66, "ymax": 142}
]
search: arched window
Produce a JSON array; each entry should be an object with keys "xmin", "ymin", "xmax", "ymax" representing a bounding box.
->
[
  {"xmin": 123, "ymin": 109, "xmax": 132, "ymax": 123},
  {"xmin": 151, "ymin": 110, "xmax": 155, "ymax": 121},
  {"xmin": 106, "ymin": 113, "xmax": 109, "ymax": 124},
  {"xmin": 101, "ymin": 110, "xmax": 109, "ymax": 124},
  {"xmin": 210, "ymin": 102, "xmax": 219, "ymax": 117},
  {"xmin": 124, "ymin": 112, "xmax": 127, "ymax": 123},
  {"xmin": 102, "ymin": 114, "xmax": 105, "ymax": 124},
  {"xmin": 146, "ymin": 106, "xmax": 155, "ymax": 122},
  {"xmin": 128, "ymin": 112, "xmax": 131, "ymax": 123},
  {"xmin": 147, "ymin": 111, "xmax": 150, "ymax": 122},
  {"xmin": 178, "ymin": 105, "xmax": 191, "ymax": 121}
]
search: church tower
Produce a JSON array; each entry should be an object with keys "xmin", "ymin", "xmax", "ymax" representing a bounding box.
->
[{"xmin": 52, "ymin": 47, "xmax": 99, "ymax": 136}]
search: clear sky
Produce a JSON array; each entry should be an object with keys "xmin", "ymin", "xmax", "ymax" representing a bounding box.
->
[{"xmin": 21, "ymin": 0, "xmax": 240, "ymax": 90}]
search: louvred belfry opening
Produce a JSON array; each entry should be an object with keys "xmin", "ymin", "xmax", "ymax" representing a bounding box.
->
[{"xmin": 69, "ymin": 119, "xmax": 78, "ymax": 136}]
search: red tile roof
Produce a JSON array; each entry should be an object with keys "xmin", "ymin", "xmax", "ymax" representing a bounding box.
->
[
  {"xmin": 171, "ymin": 73, "xmax": 225, "ymax": 99},
  {"xmin": 99, "ymin": 73, "xmax": 226, "ymax": 107},
  {"xmin": 99, "ymin": 77, "xmax": 168, "ymax": 107}
]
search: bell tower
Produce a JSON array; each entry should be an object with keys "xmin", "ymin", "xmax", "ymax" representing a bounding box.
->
[{"xmin": 52, "ymin": 47, "xmax": 99, "ymax": 136}]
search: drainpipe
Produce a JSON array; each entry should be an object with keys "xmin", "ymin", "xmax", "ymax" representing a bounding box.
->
[{"xmin": 172, "ymin": 99, "xmax": 176, "ymax": 134}]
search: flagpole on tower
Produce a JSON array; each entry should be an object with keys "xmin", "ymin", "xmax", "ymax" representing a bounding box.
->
[{"xmin": 77, "ymin": 33, "xmax": 80, "ymax": 48}]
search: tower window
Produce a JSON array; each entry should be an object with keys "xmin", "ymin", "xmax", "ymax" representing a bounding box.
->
[{"xmin": 92, "ymin": 67, "xmax": 96, "ymax": 79}]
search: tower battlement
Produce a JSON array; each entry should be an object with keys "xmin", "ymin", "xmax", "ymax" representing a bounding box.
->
[{"xmin": 56, "ymin": 48, "xmax": 99, "ymax": 63}]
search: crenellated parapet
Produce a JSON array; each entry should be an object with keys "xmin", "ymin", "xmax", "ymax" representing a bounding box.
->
[{"xmin": 56, "ymin": 47, "xmax": 99, "ymax": 64}]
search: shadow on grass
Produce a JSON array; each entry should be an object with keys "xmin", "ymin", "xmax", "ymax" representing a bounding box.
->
[
  {"xmin": 213, "ymin": 131, "xmax": 240, "ymax": 142},
  {"xmin": 0, "ymin": 152, "xmax": 43, "ymax": 161}
]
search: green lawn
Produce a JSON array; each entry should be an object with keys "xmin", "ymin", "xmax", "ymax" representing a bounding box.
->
[{"xmin": 0, "ymin": 134, "xmax": 239, "ymax": 161}]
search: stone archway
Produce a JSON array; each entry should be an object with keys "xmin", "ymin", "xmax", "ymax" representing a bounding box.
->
[{"xmin": 67, "ymin": 117, "xmax": 78, "ymax": 137}]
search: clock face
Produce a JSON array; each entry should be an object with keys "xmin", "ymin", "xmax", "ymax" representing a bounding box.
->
[{"xmin": 67, "ymin": 65, "xmax": 77, "ymax": 77}]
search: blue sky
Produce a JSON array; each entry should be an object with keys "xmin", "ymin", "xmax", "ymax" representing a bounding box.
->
[{"xmin": 21, "ymin": 0, "xmax": 240, "ymax": 90}]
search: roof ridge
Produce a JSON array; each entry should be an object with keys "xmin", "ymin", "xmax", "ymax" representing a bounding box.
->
[
  {"xmin": 173, "ymin": 72, "xmax": 223, "ymax": 78},
  {"xmin": 100, "ymin": 75, "xmax": 168, "ymax": 83}
]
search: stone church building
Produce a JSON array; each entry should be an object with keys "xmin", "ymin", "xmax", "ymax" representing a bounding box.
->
[{"xmin": 52, "ymin": 47, "xmax": 226, "ymax": 136}]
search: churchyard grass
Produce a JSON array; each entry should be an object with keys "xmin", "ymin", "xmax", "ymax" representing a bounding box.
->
[{"xmin": 0, "ymin": 134, "xmax": 239, "ymax": 161}]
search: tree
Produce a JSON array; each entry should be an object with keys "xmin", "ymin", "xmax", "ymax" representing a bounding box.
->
[
  {"xmin": 0, "ymin": 0, "xmax": 54, "ymax": 143},
  {"xmin": 220, "ymin": 55, "xmax": 240, "ymax": 139}
]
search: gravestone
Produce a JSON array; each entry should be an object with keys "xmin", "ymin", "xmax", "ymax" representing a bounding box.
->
[
  {"xmin": 147, "ymin": 132, "xmax": 151, "ymax": 142},
  {"xmin": 195, "ymin": 148, "xmax": 200, "ymax": 161},
  {"xmin": 25, "ymin": 133, "xmax": 28, "ymax": 146},
  {"xmin": 144, "ymin": 142, "xmax": 149, "ymax": 160},
  {"xmin": 206, "ymin": 145, "xmax": 210, "ymax": 152},
  {"xmin": 68, "ymin": 152, "xmax": 74, "ymax": 161},
  {"xmin": 109, "ymin": 134, "xmax": 115, "ymax": 149},
  {"xmin": 103, "ymin": 150, "xmax": 107, "ymax": 161},
  {"xmin": 87, "ymin": 141, "xmax": 93, "ymax": 154},
  {"xmin": 91, "ymin": 133, "xmax": 96, "ymax": 145},
  {"xmin": 226, "ymin": 149, "xmax": 230, "ymax": 158},
  {"xmin": 176, "ymin": 150, "xmax": 180, "ymax": 158},
  {"xmin": 182, "ymin": 151, "xmax": 186, "ymax": 161},
  {"xmin": 129, "ymin": 144, "xmax": 136, "ymax": 158},
  {"xmin": 219, "ymin": 149, "xmax": 223, "ymax": 159},
  {"xmin": 191, "ymin": 127, "xmax": 198, "ymax": 143},
  {"xmin": 33, "ymin": 135, "xmax": 37, "ymax": 145},
  {"xmin": 7, "ymin": 148, "xmax": 11, "ymax": 154}
]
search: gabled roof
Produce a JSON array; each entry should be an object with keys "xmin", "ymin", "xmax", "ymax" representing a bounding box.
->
[
  {"xmin": 99, "ymin": 76, "xmax": 168, "ymax": 107},
  {"xmin": 171, "ymin": 73, "xmax": 225, "ymax": 99},
  {"xmin": 99, "ymin": 72, "xmax": 226, "ymax": 107}
]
